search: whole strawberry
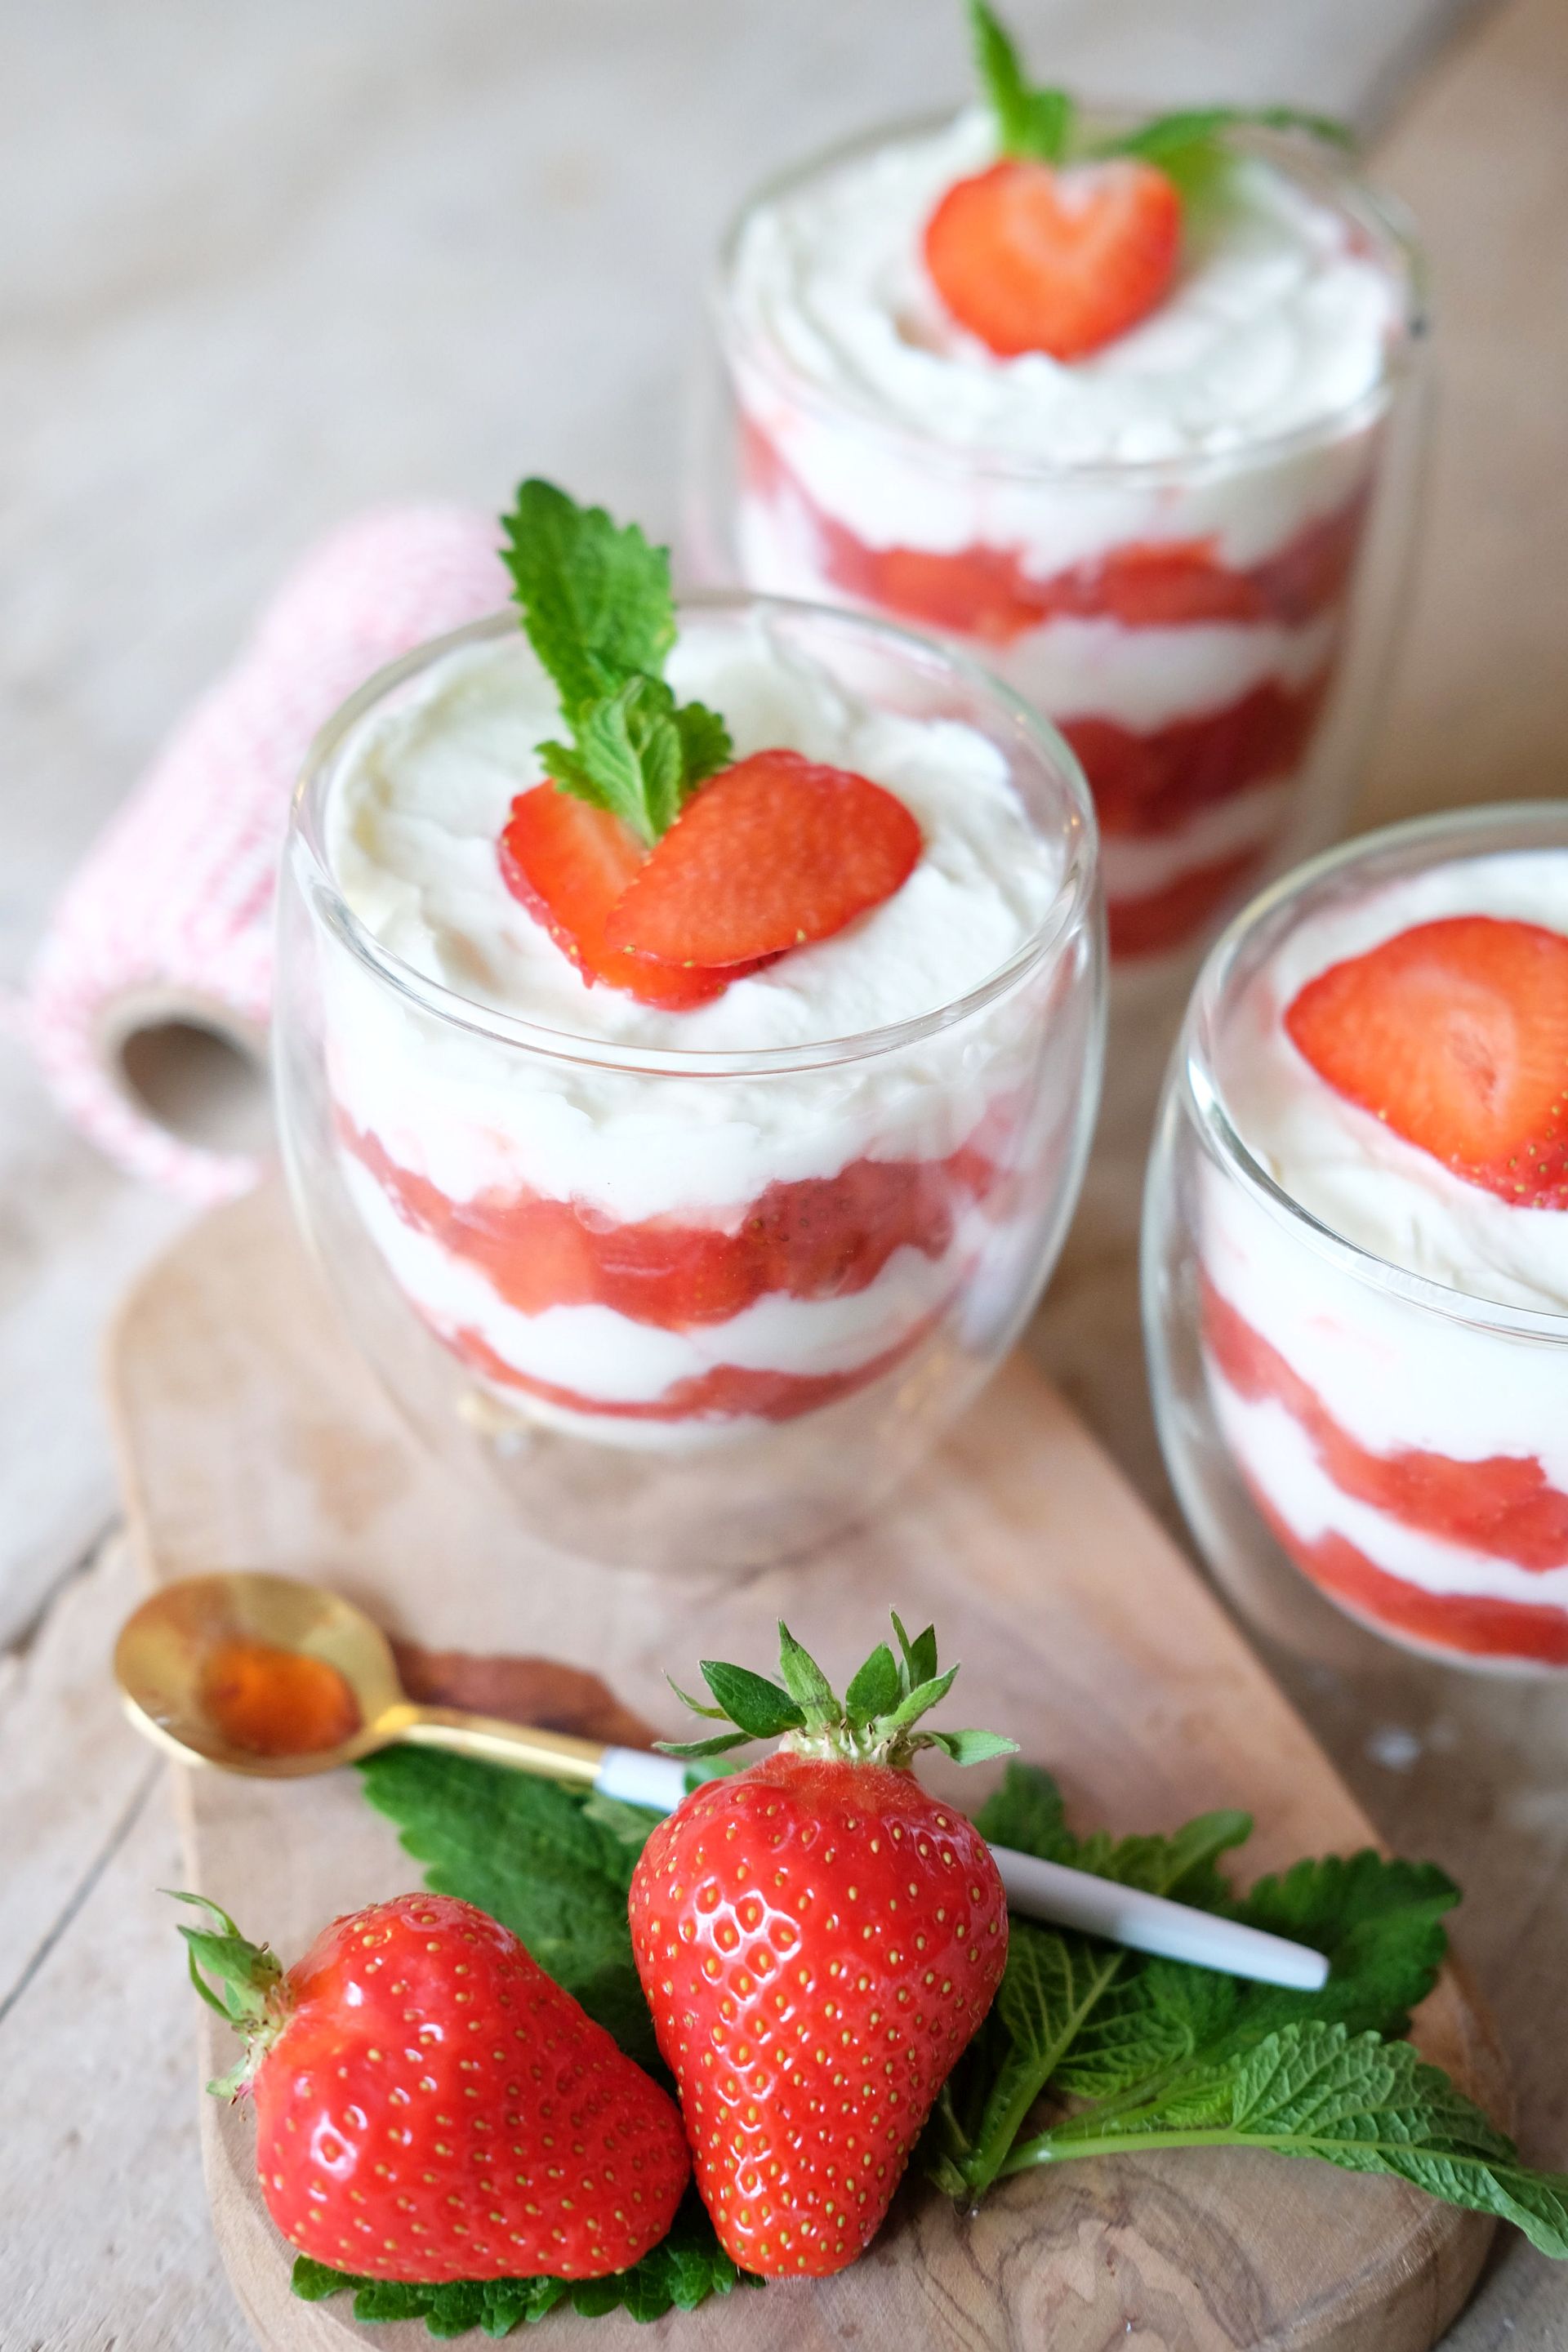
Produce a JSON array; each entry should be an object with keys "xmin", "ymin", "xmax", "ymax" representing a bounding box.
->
[
  {"xmin": 176, "ymin": 1890, "xmax": 688, "ymax": 2283},
  {"xmin": 629, "ymin": 1618, "xmax": 1014, "ymax": 2278}
]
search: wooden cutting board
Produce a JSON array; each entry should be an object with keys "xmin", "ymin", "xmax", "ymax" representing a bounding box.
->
[{"xmin": 107, "ymin": 1183, "xmax": 1507, "ymax": 2352}]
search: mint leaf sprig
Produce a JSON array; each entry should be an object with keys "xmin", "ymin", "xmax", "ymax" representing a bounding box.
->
[
  {"xmin": 967, "ymin": 0, "xmax": 1352, "ymax": 195},
  {"xmin": 499, "ymin": 479, "xmax": 732, "ymax": 846},
  {"xmin": 999, "ymin": 2017, "xmax": 1568, "ymax": 2258},
  {"xmin": 292, "ymin": 2187, "xmax": 760, "ymax": 2334}
]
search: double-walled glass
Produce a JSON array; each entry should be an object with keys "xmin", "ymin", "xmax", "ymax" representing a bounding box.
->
[
  {"xmin": 1144, "ymin": 804, "xmax": 1568, "ymax": 1677},
  {"xmin": 275, "ymin": 598, "xmax": 1104, "ymax": 1575},
  {"xmin": 691, "ymin": 120, "xmax": 1427, "ymax": 986}
]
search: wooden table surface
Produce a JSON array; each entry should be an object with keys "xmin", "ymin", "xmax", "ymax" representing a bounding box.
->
[{"xmin": 4, "ymin": 2, "xmax": 1566, "ymax": 2346}]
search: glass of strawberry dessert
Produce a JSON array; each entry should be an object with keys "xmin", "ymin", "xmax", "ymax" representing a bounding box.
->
[
  {"xmin": 274, "ymin": 481, "xmax": 1103, "ymax": 1574},
  {"xmin": 1144, "ymin": 803, "xmax": 1568, "ymax": 1675},
  {"xmin": 694, "ymin": 2, "xmax": 1425, "ymax": 982}
]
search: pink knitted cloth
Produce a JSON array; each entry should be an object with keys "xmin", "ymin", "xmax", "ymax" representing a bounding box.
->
[{"xmin": 24, "ymin": 504, "xmax": 507, "ymax": 1203}]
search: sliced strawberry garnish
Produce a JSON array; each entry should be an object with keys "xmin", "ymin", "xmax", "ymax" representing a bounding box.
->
[
  {"xmin": 603, "ymin": 747, "xmax": 922, "ymax": 969},
  {"xmin": 1285, "ymin": 915, "xmax": 1568, "ymax": 1209},
  {"xmin": 924, "ymin": 157, "xmax": 1181, "ymax": 361},
  {"xmin": 498, "ymin": 784, "xmax": 729, "ymax": 1008}
]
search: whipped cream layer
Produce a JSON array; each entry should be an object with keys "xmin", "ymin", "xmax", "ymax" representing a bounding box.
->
[
  {"xmin": 1216, "ymin": 851, "xmax": 1568, "ymax": 1315},
  {"xmin": 323, "ymin": 623, "xmax": 1072, "ymax": 1224},
  {"xmin": 328, "ymin": 625, "xmax": 1061, "ymax": 1058},
  {"xmin": 727, "ymin": 111, "xmax": 1405, "ymax": 568}
]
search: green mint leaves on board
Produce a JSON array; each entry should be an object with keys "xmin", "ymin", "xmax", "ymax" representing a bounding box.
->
[
  {"xmin": 318, "ymin": 1740, "xmax": 1566, "ymax": 2334},
  {"xmin": 499, "ymin": 479, "xmax": 732, "ymax": 845},
  {"xmin": 292, "ymin": 2189, "xmax": 760, "ymax": 2336},
  {"xmin": 967, "ymin": 0, "xmax": 1352, "ymax": 197},
  {"xmin": 924, "ymin": 1764, "xmax": 1568, "ymax": 2259},
  {"xmin": 1006, "ymin": 2021, "xmax": 1568, "ymax": 2259}
]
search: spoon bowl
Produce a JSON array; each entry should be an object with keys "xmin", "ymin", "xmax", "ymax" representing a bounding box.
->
[{"xmin": 114, "ymin": 1571, "xmax": 604, "ymax": 1784}]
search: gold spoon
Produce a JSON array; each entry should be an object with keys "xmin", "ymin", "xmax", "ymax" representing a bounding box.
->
[
  {"xmin": 112, "ymin": 1569, "xmax": 635, "ymax": 1790},
  {"xmin": 114, "ymin": 1569, "xmax": 1330, "ymax": 1989}
]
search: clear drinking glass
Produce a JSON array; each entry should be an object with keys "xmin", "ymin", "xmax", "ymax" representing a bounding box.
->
[
  {"xmin": 274, "ymin": 597, "xmax": 1104, "ymax": 1575},
  {"xmin": 690, "ymin": 119, "xmax": 1428, "ymax": 986},
  {"xmin": 1143, "ymin": 804, "xmax": 1568, "ymax": 1677}
]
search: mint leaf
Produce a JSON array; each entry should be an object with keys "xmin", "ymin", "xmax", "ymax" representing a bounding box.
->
[
  {"xmin": 1099, "ymin": 105, "xmax": 1352, "ymax": 164},
  {"xmin": 292, "ymin": 2256, "xmax": 354, "ymax": 2303},
  {"xmin": 965, "ymin": 8, "xmax": 1351, "ymax": 195},
  {"xmin": 1052, "ymin": 1810, "xmax": 1254, "ymax": 1906},
  {"xmin": 291, "ymin": 2192, "xmax": 760, "ymax": 2337},
  {"xmin": 957, "ymin": 1924, "xmax": 1129, "ymax": 2189},
  {"xmin": 968, "ymin": 0, "xmax": 1074, "ymax": 162},
  {"xmin": 979, "ymin": 1764, "xmax": 1251, "ymax": 1906},
  {"xmin": 955, "ymin": 1771, "xmax": 1562, "ymax": 2260},
  {"xmin": 501, "ymin": 478, "xmax": 675, "ymax": 722},
  {"xmin": 1067, "ymin": 1848, "xmax": 1461, "ymax": 2110},
  {"xmin": 672, "ymin": 699, "xmax": 734, "ymax": 794},
  {"xmin": 1022, "ymin": 2022, "xmax": 1568, "ymax": 2260},
  {"xmin": 940, "ymin": 1770, "xmax": 1251, "ymax": 2189},
  {"xmin": 498, "ymin": 479, "xmax": 733, "ymax": 844},
  {"xmin": 1094, "ymin": 105, "xmax": 1352, "ymax": 203},
  {"xmin": 973, "ymin": 1758, "xmax": 1067, "ymax": 1856},
  {"xmin": 580, "ymin": 675, "xmax": 686, "ymax": 841},
  {"xmin": 356, "ymin": 1747, "xmax": 659, "ymax": 2068},
  {"xmin": 1221, "ymin": 1851, "xmax": 1457, "ymax": 2047}
]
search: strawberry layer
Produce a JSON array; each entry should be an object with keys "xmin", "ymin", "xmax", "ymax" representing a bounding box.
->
[
  {"xmin": 742, "ymin": 425, "xmax": 1367, "ymax": 642},
  {"xmin": 340, "ymin": 1150, "xmax": 964, "ymax": 1437},
  {"xmin": 448, "ymin": 1312, "xmax": 938, "ymax": 1426},
  {"xmin": 346, "ymin": 1122, "xmax": 997, "ymax": 1331},
  {"xmin": 737, "ymin": 431, "xmax": 1350, "ymax": 952},
  {"xmin": 1060, "ymin": 674, "xmax": 1330, "ymax": 843},
  {"xmin": 1247, "ymin": 1487, "xmax": 1568, "ymax": 1670},
  {"xmin": 1204, "ymin": 1276, "xmax": 1568, "ymax": 1570}
]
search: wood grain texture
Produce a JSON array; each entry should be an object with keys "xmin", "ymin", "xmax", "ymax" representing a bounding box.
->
[{"xmin": 107, "ymin": 1183, "xmax": 1508, "ymax": 2352}]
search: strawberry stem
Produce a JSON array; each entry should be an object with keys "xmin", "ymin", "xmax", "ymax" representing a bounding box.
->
[
  {"xmin": 657, "ymin": 1618, "xmax": 1019, "ymax": 1773},
  {"xmin": 167, "ymin": 1890, "xmax": 292, "ymax": 2098}
]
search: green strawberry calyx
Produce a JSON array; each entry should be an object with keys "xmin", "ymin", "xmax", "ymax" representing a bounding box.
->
[
  {"xmin": 168, "ymin": 1889, "xmax": 292, "ymax": 2098},
  {"xmin": 656, "ymin": 1615, "xmax": 1020, "ymax": 1772}
]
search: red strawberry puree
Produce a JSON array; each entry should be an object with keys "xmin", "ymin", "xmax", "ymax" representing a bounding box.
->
[
  {"xmin": 319, "ymin": 617, "xmax": 1084, "ymax": 1451},
  {"xmin": 344, "ymin": 1120, "xmax": 1002, "ymax": 1425},
  {"xmin": 719, "ymin": 115, "xmax": 1414, "ymax": 960},
  {"xmin": 1198, "ymin": 855, "xmax": 1568, "ymax": 1669},
  {"xmin": 739, "ymin": 428, "xmax": 1356, "ymax": 959}
]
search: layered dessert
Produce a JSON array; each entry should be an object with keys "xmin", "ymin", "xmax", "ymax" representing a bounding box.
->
[
  {"xmin": 313, "ymin": 481, "xmax": 1097, "ymax": 1456},
  {"xmin": 1200, "ymin": 845, "xmax": 1568, "ymax": 1669},
  {"xmin": 715, "ymin": 4, "xmax": 1418, "ymax": 960}
]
